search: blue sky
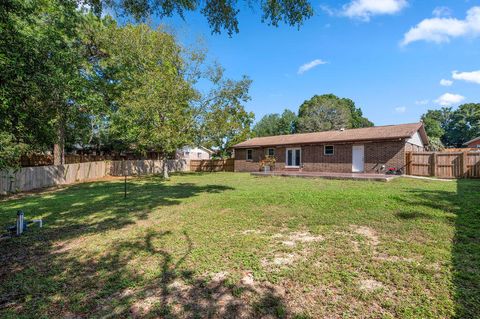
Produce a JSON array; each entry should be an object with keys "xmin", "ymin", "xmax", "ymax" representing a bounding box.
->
[{"xmin": 151, "ymin": 0, "xmax": 480, "ymax": 125}]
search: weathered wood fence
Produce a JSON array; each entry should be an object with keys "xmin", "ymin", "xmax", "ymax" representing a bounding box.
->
[
  {"xmin": 189, "ymin": 159, "xmax": 234, "ymax": 172},
  {"xmin": 406, "ymin": 151, "xmax": 480, "ymax": 178},
  {"xmin": 0, "ymin": 159, "xmax": 188, "ymax": 195}
]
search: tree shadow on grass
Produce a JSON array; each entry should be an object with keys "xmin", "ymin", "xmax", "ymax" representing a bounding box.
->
[
  {"xmin": 0, "ymin": 176, "xmax": 302, "ymax": 318},
  {"xmin": 1, "ymin": 228, "xmax": 296, "ymax": 318},
  {"xmin": 394, "ymin": 180, "xmax": 480, "ymax": 318}
]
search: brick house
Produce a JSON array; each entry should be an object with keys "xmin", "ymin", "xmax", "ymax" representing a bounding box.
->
[
  {"xmin": 464, "ymin": 136, "xmax": 480, "ymax": 149},
  {"xmin": 232, "ymin": 122, "xmax": 428, "ymax": 174}
]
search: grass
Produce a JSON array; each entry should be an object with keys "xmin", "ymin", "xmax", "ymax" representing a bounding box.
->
[{"xmin": 0, "ymin": 173, "xmax": 478, "ymax": 318}]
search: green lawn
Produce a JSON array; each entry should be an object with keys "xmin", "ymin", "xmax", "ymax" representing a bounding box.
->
[{"xmin": 0, "ymin": 173, "xmax": 479, "ymax": 318}]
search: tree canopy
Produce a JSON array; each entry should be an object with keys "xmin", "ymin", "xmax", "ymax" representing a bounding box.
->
[
  {"xmin": 253, "ymin": 109, "xmax": 297, "ymax": 137},
  {"xmin": 0, "ymin": 0, "xmax": 254, "ymax": 168},
  {"xmin": 84, "ymin": 0, "xmax": 314, "ymax": 36},
  {"xmin": 296, "ymin": 94, "xmax": 373, "ymax": 133},
  {"xmin": 421, "ymin": 104, "xmax": 480, "ymax": 149}
]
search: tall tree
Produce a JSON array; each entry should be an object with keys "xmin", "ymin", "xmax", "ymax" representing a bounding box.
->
[
  {"xmin": 446, "ymin": 103, "xmax": 480, "ymax": 147},
  {"xmin": 253, "ymin": 109, "xmax": 297, "ymax": 137},
  {"xmin": 296, "ymin": 94, "xmax": 373, "ymax": 133},
  {"xmin": 421, "ymin": 104, "xmax": 480, "ymax": 148},
  {"xmin": 83, "ymin": 0, "xmax": 314, "ymax": 36},
  {"xmin": 88, "ymin": 21, "xmax": 198, "ymax": 177},
  {"xmin": 197, "ymin": 66, "xmax": 254, "ymax": 156},
  {"xmin": 421, "ymin": 108, "xmax": 451, "ymax": 150},
  {"xmin": 0, "ymin": 0, "xmax": 90, "ymax": 165}
]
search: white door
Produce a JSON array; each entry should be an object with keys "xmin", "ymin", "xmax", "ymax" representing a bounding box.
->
[
  {"xmin": 286, "ymin": 148, "xmax": 301, "ymax": 167},
  {"xmin": 352, "ymin": 145, "xmax": 364, "ymax": 172}
]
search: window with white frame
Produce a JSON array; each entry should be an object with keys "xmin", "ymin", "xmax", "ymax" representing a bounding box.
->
[
  {"xmin": 324, "ymin": 145, "xmax": 334, "ymax": 155},
  {"xmin": 266, "ymin": 148, "xmax": 275, "ymax": 157},
  {"xmin": 246, "ymin": 149, "xmax": 253, "ymax": 161}
]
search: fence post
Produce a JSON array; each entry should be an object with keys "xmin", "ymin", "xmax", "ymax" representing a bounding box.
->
[
  {"xmin": 462, "ymin": 151, "xmax": 468, "ymax": 178},
  {"xmin": 406, "ymin": 152, "xmax": 412, "ymax": 175},
  {"xmin": 431, "ymin": 152, "xmax": 437, "ymax": 177}
]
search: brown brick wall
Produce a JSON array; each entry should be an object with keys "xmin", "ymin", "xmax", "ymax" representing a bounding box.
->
[
  {"xmin": 301, "ymin": 144, "xmax": 352, "ymax": 172},
  {"xmin": 234, "ymin": 140, "xmax": 407, "ymax": 173},
  {"xmin": 364, "ymin": 141, "xmax": 406, "ymax": 173},
  {"xmin": 234, "ymin": 148, "xmax": 263, "ymax": 172}
]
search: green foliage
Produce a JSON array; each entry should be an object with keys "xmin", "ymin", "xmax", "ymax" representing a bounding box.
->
[
  {"xmin": 446, "ymin": 103, "xmax": 480, "ymax": 147},
  {"xmin": 197, "ymin": 66, "xmax": 254, "ymax": 155},
  {"xmin": 86, "ymin": 0, "xmax": 314, "ymax": 36},
  {"xmin": 1, "ymin": 3, "xmax": 254, "ymax": 167},
  {"xmin": 296, "ymin": 94, "xmax": 373, "ymax": 133},
  {"xmin": 421, "ymin": 104, "xmax": 480, "ymax": 148},
  {"xmin": 0, "ymin": 133, "xmax": 27, "ymax": 170},
  {"xmin": 0, "ymin": 0, "xmax": 101, "ymax": 165},
  {"xmin": 84, "ymin": 21, "xmax": 198, "ymax": 156},
  {"xmin": 253, "ymin": 109, "xmax": 297, "ymax": 137}
]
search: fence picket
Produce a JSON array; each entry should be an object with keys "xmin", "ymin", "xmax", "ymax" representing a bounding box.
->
[
  {"xmin": 406, "ymin": 151, "xmax": 480, "ymax": 179},
  {"xmin": 189, "ymin": 159, "xmax": 234, "ymax": 172},
  {"xmin": 0, "ymin": 159, "xmax": 188, "ymax": 195}
]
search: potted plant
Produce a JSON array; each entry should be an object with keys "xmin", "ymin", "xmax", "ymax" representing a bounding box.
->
[{"xmin": 260, "ymin": 155, "xmax": 276, "ymax": 172}]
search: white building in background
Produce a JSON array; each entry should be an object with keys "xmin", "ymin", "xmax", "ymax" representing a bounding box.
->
[{"xmin": 176, "ymin": 146, "xmax": 214, "ymax": 160}]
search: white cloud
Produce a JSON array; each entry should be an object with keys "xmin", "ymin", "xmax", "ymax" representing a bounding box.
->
[
  {"xmin": 342, "ymin": 0, "xmax": 408, "ymax": 21},
  {"xmin": 452, "ymin": 70, "xmax": 480, "ymax": 84},
  {"xmin": 401, "ymin": 6, "xmax": 480, "ymax": 46},
  {"xmin": 434, "ymin": 93, "xmax": 465, "ymax": 106},
  {"xmin": 297, "ymin": 59, "xmax": 328, "ymax": 75},
  {"xmin": 432, "ymin": 6, "xmax": 452, "ymax": 18},
  {"xmin": 415, "ymin": 99, "xmax": 429, "ymax": 105},
  {"xmin": 440, "ymin": 79, "xmax": 453, "ymax": 86},
  {"xmin": 395, "ymin": 106, "xmax": 406, "ymax": 113}
]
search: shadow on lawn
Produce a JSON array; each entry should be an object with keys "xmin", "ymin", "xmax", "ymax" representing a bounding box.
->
[
  {"xmin": 0, "ymin": 177, "xmax": 298, "ymax": 318},
  {"xmin": 398, "ymin": 179, "xmax": 480, "ymax": 318},
  {"xmin": 87, "ymin": 230, "xmax": 291, "ymax": 318}
]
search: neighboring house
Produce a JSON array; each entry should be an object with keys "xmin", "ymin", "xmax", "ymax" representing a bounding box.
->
[
  {"xmin": 176, "ymin": 146, "xmax": 213, "ymax": 160},
  {"xmin": 464, "ymin": 136, "xmax": 480, "ymax": 149},
  {"xmin": 232, "ymin": 122, "xmax": 428, "ymax": 174}
]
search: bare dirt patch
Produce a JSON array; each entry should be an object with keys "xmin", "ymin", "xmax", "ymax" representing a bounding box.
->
[
  {"xmin": 351, "ymin": 225, "xmax": 379, "ymax": 246},
  {"xmin": 240, "ymin": 229, "xmax": 263, "ymax": 235},
  {"xmin": 374, "ymin": 253, "xmax": 416, "ymax": 263},
  {"xmin": 119, "ymin": 271, "xmax": 290, "ymax": 318},
  {"xmin": 359, "ymin": 279, "xmax": 384, "ymax": 292},
  {"xmin": 273, "ymin": 231, "xmax": 324, "ymax": 247}
]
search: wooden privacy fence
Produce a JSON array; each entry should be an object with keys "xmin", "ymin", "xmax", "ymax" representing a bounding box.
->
[
  {"xmin": 190, "ymin": 159, "xmax": 234, "ymax": 172},
  {"xmin": 406, "ymin": 151, "xmax": 480, "ymax": 178},
  {"xmin": 109, "ymin": 159, "xmax": 188, "ymax": 176},
  {"xmin": 0, "ymin": 159, "xmax": 188, "ymax": 195}
]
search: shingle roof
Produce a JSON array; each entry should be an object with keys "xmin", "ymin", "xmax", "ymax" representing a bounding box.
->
[
  {"xmin": 233, "ymin": 123, "xmax": 427, "ymax": 148},
  {"xmin": 464, "ymin": 136, "xmax": 480, "ymax": 146}
]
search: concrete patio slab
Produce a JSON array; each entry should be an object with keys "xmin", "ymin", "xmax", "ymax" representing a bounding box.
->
[{"xmin": 251, "ymin": 171, "xmax": 400, "ymax": 182}]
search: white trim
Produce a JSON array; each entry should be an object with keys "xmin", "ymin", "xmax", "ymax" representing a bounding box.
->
[
  {"xmin": 324, "ymin": 145, "xmax": 334, "ymax": 156},
  {"xmin": 285, "ymin": 148, "xmax": 301, "ymax": 167}
]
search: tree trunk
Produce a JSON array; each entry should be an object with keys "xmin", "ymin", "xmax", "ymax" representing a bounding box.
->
[
  {"xmin": 162, "ymin": 156, "xmax": 169, "ymax": 179},
  {"xmin": 53, "ymin": 114, "xmax": 66, "ymax": 165}
]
